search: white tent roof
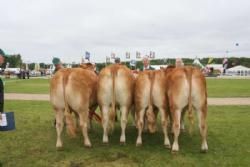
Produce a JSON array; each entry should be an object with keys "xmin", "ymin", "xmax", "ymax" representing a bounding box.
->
[
  {"xmin": 227, "ymin": 65, "xmax": 250, "ymax": 71},
  {"xmin": 193, "ymin": 58, "xmax": 204, "ymax": 68},
  {"xmin": 206, "ymin": 64, "xmax": 223, "ymax": 68},
  {"xmin": 151, "ymin": 65, "xmax": 168, "ymax": 70}
]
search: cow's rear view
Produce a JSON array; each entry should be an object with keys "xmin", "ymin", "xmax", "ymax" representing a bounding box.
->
[
  {"xmin": 165, "ymin": 66, "xmax": 208, "ymax": 152},
  {"xmin": 97, "ymin": 64, "xmax": 134, "ymax": 144},
  {"xmin": 50, "ymin": 67, "xmax": 98, "ymax": 148}
]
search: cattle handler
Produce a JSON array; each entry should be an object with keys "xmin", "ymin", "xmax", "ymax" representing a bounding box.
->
[
  {"xmin": 52, "ymin": 57, "xmax": 63, "ymax": 74},
  {"xmin": 0, "ymin": 49, "xmax": 7, "ymax": 119}
]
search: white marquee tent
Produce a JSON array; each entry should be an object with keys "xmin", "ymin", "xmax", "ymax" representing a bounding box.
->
[
  {"xmin": 151, "ymin": 65, "xmax": 168, "ymax": 70},
  {"xmin": 226, "ymin": 65, "xmax": 250, "ymax": 76}
]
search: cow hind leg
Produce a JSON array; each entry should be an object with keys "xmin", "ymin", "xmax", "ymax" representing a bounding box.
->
[
  {"xmin": 120, "ymin": 106, "xmax": 129, "ymax": 144},
  {"xmin": 101, "ymin": 106, "xmax": 109, "ymax": 144},
  {"xmin": 55, "ymin": 108, "xmax": 64, "ymax": 148},
  {"xmin": 197, "ymin": 106, "xmax": 208, "ymax": 152},
  {"xmin": 159, "ymin": 108, "xmax": 170, "ymax": 148},
  {"xmin": 180, "ymin": 109, "xmax": 187, "ymax": 132},
  {"xmin": 78, "ymin": 109, "xmax": 92, "ymax": 147},
  {"xmin": 136, "ymin": 108, "xmax": 145, "ymax": 146},
  {"xmin": 172, "ymin": 109, "xmax": 181, "ymax": 152}
]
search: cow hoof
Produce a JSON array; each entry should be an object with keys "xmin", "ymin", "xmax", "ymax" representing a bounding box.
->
[
  {"xmin": 103, "ymin": 141, "xmax": 109, "ymax": 146},
  {"xmin": 136, "ymin": 143, "xmax": 142, "ymax": 147},
  {"xmin": 171, "ymin": 150, "xmax": 179, "ymax": 154},
  {"xmin": 56, "ymin": 142, "xmax": 63, "ymax": 148},
  {"xmin": 164, "ymin": 144, "xmax": 171, "ymax": 149},
  {"xmin": 84, "ymin": 144, "xmax": 92, "ymax": 148},
  {"xmin": 200, "ymin": 149, "xmax": 208, "ymax": 153},
  {"xmin": 56, "ymin": 146, "xmax": 63, "ymax": 151}
]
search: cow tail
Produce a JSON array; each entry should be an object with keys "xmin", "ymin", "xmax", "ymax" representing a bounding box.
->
[
  {"xmin": 63, "ymin": 73, "xmax": 76, "ymax": 137},
  {"xmin": 109, "ymin": 67, "xmax": 117, "ymax": 131},
  {"xmin": 147, "ymin": 71, "xmax": 155, "ymax": 132},
  {"xmin": 149, "ymin": 71, "xmax": 154, "ymax": 111},
  {"xmin": 187, "ymin": 67, "xmax": 194, "ymax": 134}
]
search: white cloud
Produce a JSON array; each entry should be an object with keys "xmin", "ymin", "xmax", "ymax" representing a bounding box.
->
[{"xmin": 0, "ymin": 0, "xmax": 250, "ymax": 63}]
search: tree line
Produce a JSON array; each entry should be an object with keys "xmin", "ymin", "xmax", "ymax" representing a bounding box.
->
[{"xmin": 1, "ymin": 54, "xmax": 250, "ymax": 71}]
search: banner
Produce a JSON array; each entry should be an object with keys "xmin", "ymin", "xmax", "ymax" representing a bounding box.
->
[
  {"xmin": 111, "ymin": 52, "xmax": 116, "ymax": 59},
  {"xmin": 106, "ymin": 56, "xmax": 111, "ymax": 63},
  {"xmin": 126, "ymin": 52, "xmax": 130, "ymax": 59},
  {"xmin": 152, "ymin": 51, "xmax": 155, "ymax": 58},
  {"xmin": 85, "ymin": 51, "xmax": 90, "ymax": 61},
  {"xmin": 136, "ymin": 51, "xmax": 141, "ymax": 59},
  {"xmin": 149, "ymin": 51, "xmax": 155, "ymax": 59}
]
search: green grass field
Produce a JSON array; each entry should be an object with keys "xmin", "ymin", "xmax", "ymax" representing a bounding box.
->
[
  {"xmin": 3, "ymin": 78, "xmax": 250, "ymax": 97},
  {"xmin": 3, "ymin": 78, "xmax": 50, "ymax": 94},
  {"xmin": 206, "ymin": 79, "xmax": 250, "ymax": 97},
  {"xmin": 0, "ymin": 101, "xmax": 250, "ymax": 166}
]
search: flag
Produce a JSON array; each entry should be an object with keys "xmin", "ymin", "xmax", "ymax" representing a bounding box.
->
[
  {"xmin": 149, "ymin": 51, "xmax": 153, "ymax": 58},
  {"xmin": 150, "ymin": 51, "xmax": 155, "ymax": 59},
  {"xmin": 111, "ymin": 52, "xmax": 116, "ymax": 59},
  {"xmin": 136, "ymin": 51, "xmax": 141, "ymax": 59},
  {"xmin": 126, "ymin": 52, "xmax": 130, "ymax": 59},
  {"xmin": 207, "ymin": 57, "xmax": 213, "ymax": 64},
  {"xmin": 85, "ymin": 51, "xmax": 90, "ymax": 61},
  {"xmin": 106, "ymin": 56, "xmax": 111, "ymax": 63}
]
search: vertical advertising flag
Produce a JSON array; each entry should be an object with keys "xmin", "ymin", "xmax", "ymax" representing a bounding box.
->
[
  {"xmin": 149, "ymin": 51, "xmax": 155, "ymax": 59},
  {"xmin": 149, "ymin": 51, "xmax": 153, "ymax": 58},
  {"xmin": 136, "ymin": 51, "xmax": 141, "ymax": 59},
  {"xmin": 85, "ymin": 51, "xmax": 90, "ymax": 61},
  {"xmin": 111, "ymin": 52, "xmax": 116, "ymax": 59},
  {"xmin": 106, "ymin": 56, "xmax": 111, "ymax": 63},
  {"xmin": 126, "ymin": 52, "xmax": 130, "ymax": 59}
]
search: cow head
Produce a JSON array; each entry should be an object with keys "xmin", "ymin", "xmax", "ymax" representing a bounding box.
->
[
  {"xmin": 146, "ymin": 108, "xmax": 157, "ymax": 133},
  {"xmin": 80, "ymin": 63, "xmax": 96, "ymax": 71}
]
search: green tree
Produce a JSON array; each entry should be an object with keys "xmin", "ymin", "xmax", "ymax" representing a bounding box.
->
[{"xmin": 3, "ymin": 54, "xmax": 22, "ymax": 68}]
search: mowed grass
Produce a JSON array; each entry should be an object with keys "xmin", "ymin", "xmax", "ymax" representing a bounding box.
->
[
  {"xmin": 3, "ymin": 78, "xmax": 50, "ymax": 94},
  {"xmin": 3, "ymin": 77, "xmax": 250, "ymax": 97},
  {"xmin": 206, "ymin": 78, "xmax": 250, "ymax": 97},
  {"xmin": 0, "ymin": 101, "xmax": 250, "ymax": 166}
]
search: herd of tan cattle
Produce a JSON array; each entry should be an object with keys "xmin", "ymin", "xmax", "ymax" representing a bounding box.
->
[{"xmin": 50, "ymin": 63, "xmax": 208, "ymax": 153}]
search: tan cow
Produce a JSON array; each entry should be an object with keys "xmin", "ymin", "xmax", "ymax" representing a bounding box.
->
[
  {"xmin": 50, "ymin": 64, "xmax": 98, "ymax": 148},
  {"xmin": 165, "ymin": 66, "xmax": 208, "ymax": 152},
  {"xmin": 135, "ymin": 70, "xmax": 170, "ymax": 148},
  {"xmin": 97, "ymin": 64, "xmax": 134, "ymax": 144}
]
